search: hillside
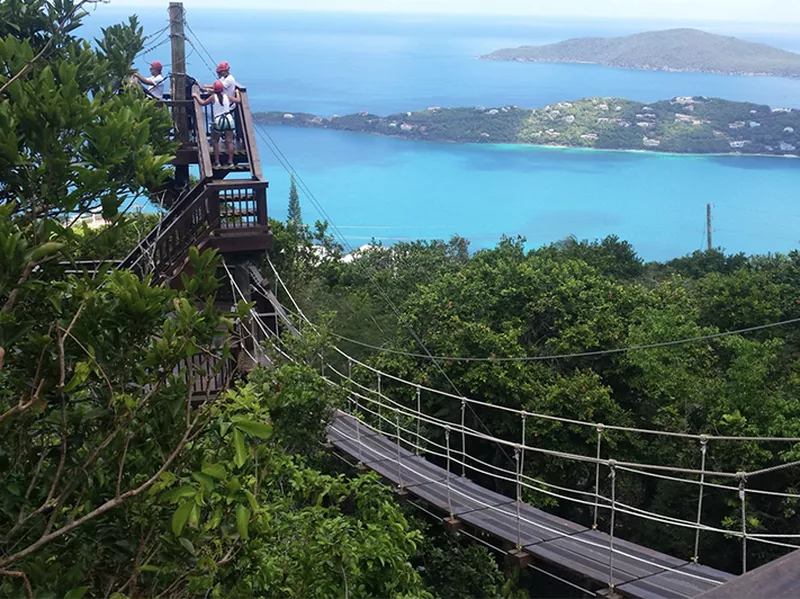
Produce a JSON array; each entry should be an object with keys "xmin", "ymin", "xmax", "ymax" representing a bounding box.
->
[
  {"xmin": 480, "ymin": 28, "xmax": 800, "ymax": 77},
  {"xmin": 254, "ymin": 96, "xmax": 800, "ymax": 156}
]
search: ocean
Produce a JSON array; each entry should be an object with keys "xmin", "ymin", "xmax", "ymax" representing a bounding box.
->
[{"xmin": 88, "ymin": 8, "xmax": 800, "ymax": 260}]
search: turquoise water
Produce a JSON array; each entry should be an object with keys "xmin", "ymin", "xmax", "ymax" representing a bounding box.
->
[
  {"xmin": 262, "ymin": 126, "xmax": 800, "ymax": 260},
  {"xmin": 85, "ymin": 9, "xmax": 800, "ymax": 260}
]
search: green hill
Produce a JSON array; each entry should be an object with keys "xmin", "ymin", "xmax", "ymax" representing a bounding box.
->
[
  {"xmin": 480, "ymin": 28, "xmax": 800, "ymax": 77},
  {"xmin": 254, "ymin": 96, "xmax": 800, "ymax": 156}
]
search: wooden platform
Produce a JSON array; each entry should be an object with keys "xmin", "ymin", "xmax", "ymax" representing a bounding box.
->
[{"xmin": 328, "ymin": 412, "xmax": 736, "ymax": 599}]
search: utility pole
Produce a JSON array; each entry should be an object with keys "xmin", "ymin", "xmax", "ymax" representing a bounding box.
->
[
  {"xmin": 706, "ymin": 203, "xmax": 713, "ymax": 251},
  {"xmin": 169, "ymin": 2, "xmax": 190, "ymax": 186}
]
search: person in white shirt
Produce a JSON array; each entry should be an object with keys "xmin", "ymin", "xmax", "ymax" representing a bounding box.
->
[
  {"xmin": 204, "ymin": 61, "xmax": 237, "ymax": 96},
  {"xmin": 204, "ymin": 62, "xmax": 240, "ymax": 147},
  {"xmin": 193, "ymin": 80, "xmax": 241, "ymax": 168},
  {"xmin": 133, "ymin": 61, "xmax": 165, "ymax": 100}
]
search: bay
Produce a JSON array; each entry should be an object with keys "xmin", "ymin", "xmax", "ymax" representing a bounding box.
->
[{"xmin": 87, "ymin": 8, "xmax": 800, "ymax": 260}]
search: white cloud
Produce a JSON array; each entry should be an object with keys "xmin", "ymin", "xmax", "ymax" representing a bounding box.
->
[{"xmin": 111, "ymin": 0, "xmax": 800, "ymax": 23}]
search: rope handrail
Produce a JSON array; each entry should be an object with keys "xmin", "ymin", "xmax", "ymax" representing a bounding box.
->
[
  {"xmin": 325, "ymin": 364, "xmax": 778, "ymax": 479},
  {"xmin": 263, "ymin": 256, "xmax": 800, "ymax": 445},
  {"xmin": 329, "ymin": 416, "xmax": 732, "ymax": 587},
  {"xmin": 329, "ymin": 378, "xmax": 800, "ymax": 541}
]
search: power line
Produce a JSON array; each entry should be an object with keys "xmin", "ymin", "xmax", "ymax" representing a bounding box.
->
[
  {"xmin": 251, "ymin": 122, "xmax": 514, "ymax": 466},
  {"xmin": 330, "ymin": 317, "xmax": 800, "ymax": 363},
  {"xmin": 182, "ymin": 19, "xmax": 217, "ymax": 72}
]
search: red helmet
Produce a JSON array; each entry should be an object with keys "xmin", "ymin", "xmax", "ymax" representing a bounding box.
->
[
  {"xmin": 213, "ymin": 80, "xmax": 224, "ymax": 92},
  {"xmin": 216, "ymin": 61, "xmax": 230, "ymax": 74},
  {"xmin": 150, "ymin": 61, "xmax": 162, "ymax": 72}
]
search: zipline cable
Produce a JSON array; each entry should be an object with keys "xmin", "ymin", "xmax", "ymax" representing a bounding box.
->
[{"xmin": 329, "ymin": 317, "xmax": 800, "ymax": 363}]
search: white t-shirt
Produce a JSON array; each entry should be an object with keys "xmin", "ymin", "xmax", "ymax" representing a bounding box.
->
[
  {"xmin": 218, "ymin": 74, "xmax": 237, "ymax": 98},
  {"xmin": 144, "ymin": 73, "xmax": 165, "ymax": 99},
  {"xmin": 212, "ymin": 93, "xmax": 233, "ymax": 119}
]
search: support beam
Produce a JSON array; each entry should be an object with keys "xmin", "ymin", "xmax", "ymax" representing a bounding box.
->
[
  {"xmin": 169, "ymin": 2, "xmax": 190, "ymax": 187},
  {"xmin": 597, "ymin": 588, "xmax": 623, "ymax": 599},
  {"xmin": 443, "ymin": 516, "xmax": 462, "ymax": 533},
  {"xmin": 505, "ymin": 548, "xmax": 532, "ymax": 569}
]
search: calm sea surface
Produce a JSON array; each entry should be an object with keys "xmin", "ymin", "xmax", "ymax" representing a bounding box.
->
[{"xmin": 88, "ymin": 9, "xmax": 800, "ymax": 260}]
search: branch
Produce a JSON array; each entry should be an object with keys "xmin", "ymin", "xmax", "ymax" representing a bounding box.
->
[
  {"xmin": 0, "ymin": 0, "xmax": 97, "ymax": 96},
  {"xmin": 0, "ymin": 424, "xmax": 195, "ymax": 569},
  {"xmin": 0, "ymin": 570, "xmax": 33, "ymax": 599},
  {"xmin": 0, "ymin": 363, "xmax": 226, "ymax": 569},
  {"xmin": 1, "ymin": 261, "xmax": 36, "ymax": 315},
  {"xmin": 0, "ymin": 379, "xmax": 44, "ymax": 426}
]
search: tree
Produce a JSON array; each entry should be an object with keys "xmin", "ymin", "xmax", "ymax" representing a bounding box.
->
[
  {"xmin": 0, "ymin": 5, "xmax": 434, "ymax": 597},
  {"xmin": 287, "ymin": 174, "xmax": 302, "ymax": 226}
]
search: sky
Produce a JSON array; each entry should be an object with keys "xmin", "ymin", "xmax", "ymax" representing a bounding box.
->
[{"xmin": 112, "ymin": 0, "xmax": 800, "ymax": 23}]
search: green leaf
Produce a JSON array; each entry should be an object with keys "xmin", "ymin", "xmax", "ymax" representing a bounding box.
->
[
  {"xmin": 172, "ymin": 500, "xmax": 193, "ymax": 537},
  {"xmin": 206, "ymin": 505, "xmax": 223, "ymax": 531},
  {"xmin": 192, "ymin": 471, "xmax": 215, "ymax": 491},
  {"xmin": 243, "ymin": 489, "xmax": 259, "ymax": 511},
  {"xmin": 138, "ymin": 565, "xmax": 160, "ymax": 573},
  {"xmin": 161, "ymin": 485, "xmax": 196, "ymax": 503},
  {"xmin": 63, "ymin": 361, "xmax": 91, "ymax": 393},
  {"xmin": 65, "ymin": 587, "xmax": 88, "ymax": 599},
  {"xmin": 30, "ymin": 241, "xmax": 65, "ymax": 261},
  {"xmin": 201, "ymin": 463, "xmax": 227, "ymax": 480},
  {"xmin": 233, "ymin": 428, "xmax": 247, "ymax": 469},
  {"xmin": 179, "ymin": 537, "xmax": 196, "ymax": 555},
  {"xmin": 236, "ymin": 503, "xmax": 250, "ymax": 540},
  {"xmin": 234, "ymin": 420, "xmax": 273, "ymax": 440}
]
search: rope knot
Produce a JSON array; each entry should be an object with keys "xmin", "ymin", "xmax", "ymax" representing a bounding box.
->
[
  {"xmin": 700, "ymin": 434, "xmax": 709, "ymax": 446},
  {"xmin": 596, "ymin": 423, "xmax": 605, "ymax": 434}
]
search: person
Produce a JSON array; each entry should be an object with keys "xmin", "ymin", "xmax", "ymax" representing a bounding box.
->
[
  {"xmin": 133, "ymin": 61, "xmax": 166, "ymax": 100},
  {"xmin": 193, "ymin": 80, "xmax": 241, "ymax": 168},
  {"xmin": 205, "ymin": 62, "xmax": 241, "ymax": 147},
  {"xmin": 204, "ymin": 61, "xmax": 236, "ymax": 97}
]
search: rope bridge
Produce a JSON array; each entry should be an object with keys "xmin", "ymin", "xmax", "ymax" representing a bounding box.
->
[{"xmin": 219, "ymin": 259, "xmax": 800, "ymax": 599}]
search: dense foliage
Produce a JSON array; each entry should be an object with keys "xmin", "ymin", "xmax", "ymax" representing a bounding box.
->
[
  {"xmin": 481, "ymin": 28, "xmax": 800, "ymax": 77},
  {"xmin": 255, "ymin": 96, "xmax": 800, "ymax": 155},
  {"xmin": 282, "ymin": 231, "xmax": 800, "ymax": 575}
]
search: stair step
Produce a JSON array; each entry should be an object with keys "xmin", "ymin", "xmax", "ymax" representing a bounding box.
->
[{"xmin": 212, "ymin": 164, "xmax": 250, "ymax": 172}]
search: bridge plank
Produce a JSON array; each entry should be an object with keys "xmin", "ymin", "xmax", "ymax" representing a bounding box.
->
[{"xmin": 328, "ymin": 412, "xmax": 734, "ymax": 599}]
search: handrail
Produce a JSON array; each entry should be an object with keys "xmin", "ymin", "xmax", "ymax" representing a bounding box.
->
[
  {"xmin": 237, "ymin": 88, "xmax": 263, "ymax": 181},
  {"xmin": 192, "ymin": 84, "xmax": 213, "ymax": 181},
  {"xmin": 120, "ymin": 183, "xmax": 211, "ymax": 276}
]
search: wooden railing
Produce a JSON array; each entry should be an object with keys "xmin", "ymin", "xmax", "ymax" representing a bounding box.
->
[
  {"xmin": 237, "ymin": 87, "xmax": 263, "ymax": 181},
  {"xmin": 120, "ymin": 184, "xmax": 214, "ymax": 280},
  {"xmin": 121, "ymin": 180, "xmax": 269, "ymax": 280}
]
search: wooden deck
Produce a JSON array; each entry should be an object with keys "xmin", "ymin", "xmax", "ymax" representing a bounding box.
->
[{"xmin": 328, "ymin": 412, "xmax": 736, "ymax": 599}]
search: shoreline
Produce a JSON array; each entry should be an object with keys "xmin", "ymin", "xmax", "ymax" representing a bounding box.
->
[
  {"xmin": 259, "ymin": 122, "xmax": 800, "ymax": 161},
  {"xmin": 477, "ymin": 57, "xmax": 800, "ymax": 79}
]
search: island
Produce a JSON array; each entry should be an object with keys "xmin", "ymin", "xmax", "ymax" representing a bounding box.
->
[
  {"xmin": 480, "ymin": 28, "xmax": 800, "ymax": 78},
  {"xmin": 254, "ymin": 96, "xmax": 800, "ymax": 156}
]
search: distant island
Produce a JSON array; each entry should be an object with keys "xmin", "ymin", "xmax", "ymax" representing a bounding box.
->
[
  {"xmin": 254, "ymin": 97, "xmax": 800, "ymax": 156},
  {"xmin": 480, "ymin": 28, "xmax": 800, "ymax": 78}
]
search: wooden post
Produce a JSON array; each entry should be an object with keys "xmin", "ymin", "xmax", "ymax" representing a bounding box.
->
[
  {"xmin": 169, "ymin": 2, "xmax": 190, "ymax": 187},
  {"xmin": 706, "ymin": 203, "xmax": 713, "ymax": 251}
]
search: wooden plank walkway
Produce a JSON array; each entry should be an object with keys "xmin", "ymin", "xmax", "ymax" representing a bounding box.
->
[{"xmin": 328, "ymin": 412, "xmax": 736, "ymax": 599}]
